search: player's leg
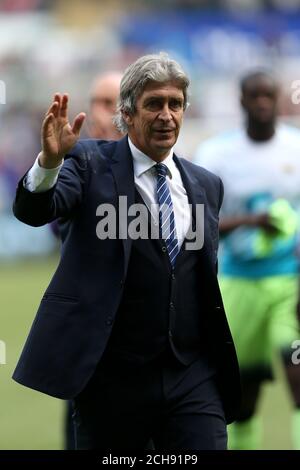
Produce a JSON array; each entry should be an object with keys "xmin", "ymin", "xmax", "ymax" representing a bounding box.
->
[
  {"xmin": 269, "ymin": 275, "xmax": 300, "ymax": 449},
  {"xmin": 220, "ymin": 277, "xmax": 272, "ymax": 449}
]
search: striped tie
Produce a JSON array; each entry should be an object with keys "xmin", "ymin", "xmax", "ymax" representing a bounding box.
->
[{"xmin": 155, "ymin": 163, "xmax": 179, "ymax": 267}]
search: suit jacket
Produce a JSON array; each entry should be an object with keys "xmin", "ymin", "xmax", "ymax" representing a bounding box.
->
[{"xmin": 12, "ymin": 136, "xmax": 241, "ymax": 423}]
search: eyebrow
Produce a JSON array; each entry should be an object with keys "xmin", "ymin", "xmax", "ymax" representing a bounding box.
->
[{"xmin": 144, "ymin": 95, "xmax": 184, "ymax": 102}]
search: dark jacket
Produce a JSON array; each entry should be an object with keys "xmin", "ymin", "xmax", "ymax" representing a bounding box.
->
[{"xmin": 12, "ymin": 136, "xmax": 241, "ymax": 423}]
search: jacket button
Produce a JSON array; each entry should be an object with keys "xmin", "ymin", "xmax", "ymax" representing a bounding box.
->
[
  {"xmin": 162, "ymin": 246, "xmax": 167, "ymax": 253},
  {"xmin": 215, "ymin": 306, "xmax": 221, "ymax": 310},
  {"xmin": 106, "ymin": 317, "xmax": 113, "ymax": 326},
  {"xmin": 170, "ymin": 302, "xmax": 174, "ymax": 309}
]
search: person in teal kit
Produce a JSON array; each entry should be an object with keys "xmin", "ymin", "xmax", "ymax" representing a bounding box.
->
[{"xmin": 195, "ymin": 70, "xmax": 300, "ymax": 449}]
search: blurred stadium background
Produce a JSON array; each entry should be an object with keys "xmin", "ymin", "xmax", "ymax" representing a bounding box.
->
[{"xmin": 1, "ymin": 0, "xmax": 300, "ymax": 449}]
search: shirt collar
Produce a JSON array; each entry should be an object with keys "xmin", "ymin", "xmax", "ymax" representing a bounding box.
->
[{"xmin": 128, "ymin": 137, "xmax": 174, "ymax": 179}]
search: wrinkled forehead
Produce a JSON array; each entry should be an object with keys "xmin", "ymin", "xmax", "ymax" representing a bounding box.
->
[{"xmin": 138, "ymin": 80, "xmax": 185, "ymax": 100}]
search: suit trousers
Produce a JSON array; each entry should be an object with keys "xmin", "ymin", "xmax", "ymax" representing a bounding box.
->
[{"xmin": 72, "ymin": 349, "xmax": 227, "ymax": 450}]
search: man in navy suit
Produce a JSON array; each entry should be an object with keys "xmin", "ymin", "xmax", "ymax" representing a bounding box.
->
[{"xmin": 13, "ymin": 52, "xmax": 240, "ymax": 450}]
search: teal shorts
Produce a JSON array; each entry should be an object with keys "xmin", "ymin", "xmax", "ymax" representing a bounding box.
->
[{"xmin": 220, "ymin": 275, "xmax": 300, "ymax": 380}]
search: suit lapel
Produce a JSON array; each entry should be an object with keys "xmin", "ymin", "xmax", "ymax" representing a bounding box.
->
[
  {"xmin": 110, "ymin": 136, "xmax": 135, "ymax": 277},
  {"xmin": 173, "ymin": 154, "xmax": 214, "ymax": 262}
]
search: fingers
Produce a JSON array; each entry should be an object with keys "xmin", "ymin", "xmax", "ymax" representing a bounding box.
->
[
  {"xmin": 60, "ymin": 94, "xmax": 68, "ymax": 119},
  {"xmin": 45, "ymin": 101, "xmax": 58, "ymax": 119},
  {"xmin": 45, "ymin": 93, "xmax": 69, "ymax": 120},
  {"xmin": 72, "ymin": 112, "xmax": 86, "ymax": 136},
  {"xmin": 44, "ymin": 93, "xmax": 85, "ymax": 137},
  {"xmin": 42, "ymin": 112, "xmax": 54, "ymax": 135}
]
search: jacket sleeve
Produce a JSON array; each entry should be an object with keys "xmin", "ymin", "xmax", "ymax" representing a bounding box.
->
[{"xmin": 12, "ymin": 142, "xmax": 89, "ymax": 227}]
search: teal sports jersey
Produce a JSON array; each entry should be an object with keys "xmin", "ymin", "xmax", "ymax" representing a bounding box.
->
[{"xmin": 194, "ymin": 125, "xmax": 300, "ymax": 278}]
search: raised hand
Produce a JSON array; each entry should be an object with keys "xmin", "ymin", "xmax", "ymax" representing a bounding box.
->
[{"xmin": 39, "ymin": 93, "xmax": 86, "ymax": 169}]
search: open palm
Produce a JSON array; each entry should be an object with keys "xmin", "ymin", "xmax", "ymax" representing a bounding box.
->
[{"xmin": 41, "ymin": 93, "xmax": 85, "ymax": 169}]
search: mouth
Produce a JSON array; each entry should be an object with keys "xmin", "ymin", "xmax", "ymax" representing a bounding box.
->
[
  {"xmin": 153, "ymin": 129, "xmax": 175, "ymax": 134},
  {"xmin": 256, "ymin": 107, "xmax": 271, "ymax": 115}
]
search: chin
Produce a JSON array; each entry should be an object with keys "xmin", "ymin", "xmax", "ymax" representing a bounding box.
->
[{"xmin": 155, "ymin": 137, "xmax": 175, "ymax": 147}]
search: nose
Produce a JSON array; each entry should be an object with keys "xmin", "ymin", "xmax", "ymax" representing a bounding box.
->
[
  {"xmin": 256, "ymin": 95, "xmax": 272, "ymax": 108},
  {"xmin": 158, "ymin": 104, "xmax": 173, "ymax": 122}
]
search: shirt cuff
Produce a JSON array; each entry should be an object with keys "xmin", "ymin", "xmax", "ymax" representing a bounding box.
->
[{"xmin": 24, "ymin": 153, "xmax": 64, "ymax": 193}]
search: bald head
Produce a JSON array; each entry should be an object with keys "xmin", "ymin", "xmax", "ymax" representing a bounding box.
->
[
  {"xmin": 89, "ymin": 71, "xmax": 123, "ymax": 140},
  {"xmin": 240, "ymin": 70, "xmax": 280, "ymax": 141},
  {"xmin": 240, "ymin": 70, "xmax": 278, "ymax": 96},
  {"xmin": 240, "ymin": 70, "xmax": 279, "ymax": 129}
]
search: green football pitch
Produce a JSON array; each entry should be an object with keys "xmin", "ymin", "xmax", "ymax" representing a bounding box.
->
[{"xmin": 0, "ymin": 256, "xmax": 293, "ymax": 449}]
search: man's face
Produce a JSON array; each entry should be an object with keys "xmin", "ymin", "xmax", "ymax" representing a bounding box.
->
[
  {"xmin": 89, "ymin": 74, "xmax": 122, "ymax": 139},
  {"xmin": 241, "ymin": 76, "xmax": 278, "ymax": 125},
  {"xmin": 125, "ymin": 81, "xmax": 185, "ymax": 161}
]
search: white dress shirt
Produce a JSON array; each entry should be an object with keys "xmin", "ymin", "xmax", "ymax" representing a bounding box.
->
[
  {"xmin": 25, "ymin": 152, "xmax": 63, "ymax": 193},
  {"xmin": 25, "ymin": 138, "xmax": 191, "ymax": 248},
  {"xmin": 128, "ymin": 139, "xmax": 191, "ymax": 248}
]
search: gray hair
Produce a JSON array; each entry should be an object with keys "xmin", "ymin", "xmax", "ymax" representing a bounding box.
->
[{"xmin": 113, "ymin": 52, "xmax": 190, "ymax": 133}]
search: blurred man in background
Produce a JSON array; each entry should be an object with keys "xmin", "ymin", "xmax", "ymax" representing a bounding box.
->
[
  {"xmin": 88, "ymin": 71, "xmax": 123, "ymax": 140},
  {"xmin": 194, "ymin": 70, "xmax": 300, "ymax": 449},
  {"xmin": 64, "ymin": 70, "xmax": 122, "ymax": 449}
]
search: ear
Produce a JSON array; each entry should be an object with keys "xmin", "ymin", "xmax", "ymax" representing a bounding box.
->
[{"xmin": 122, "ymin": 110, "xmax": 133, "ymax": 127}]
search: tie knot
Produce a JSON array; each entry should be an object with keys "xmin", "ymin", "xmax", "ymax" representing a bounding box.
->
[{"xmin": 155, "ymin": 163, "xmax": 168, "ymax": 178}]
